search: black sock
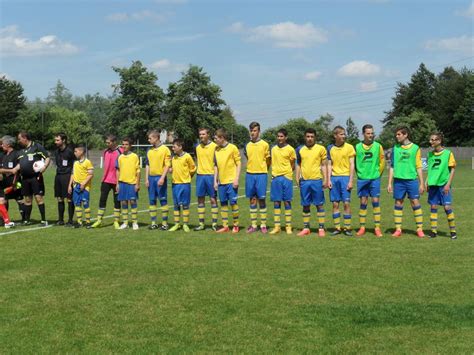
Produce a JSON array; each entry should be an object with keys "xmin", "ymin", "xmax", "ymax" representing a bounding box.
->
[
  {"xmin": 18, "ymin": 203, "xmax": 25, "ymax": 221},
  {"xmin": 25, "ymin": 204, "xmax": 32, "ymax": 221},
  {"xmin": 68, "ymin": 202, "xmax": 74, "ymax": 223},
  {"xmin": 58, "ymin": 201, "xmax": 65, "ymax": 222},
  {"xmin": 38, "ymin": 203, "xmax": 46, "ymax": 221}
]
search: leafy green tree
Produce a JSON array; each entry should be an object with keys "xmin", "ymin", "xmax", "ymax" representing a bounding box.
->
[
  {"xmin": 345, "ymin": 117, "xmax": 359, "ymax": 145},
  {"xmin": 110, "ymin": 61, "xmax": 165, "ymax": 141},
  {"xmin": 165, "ymin": 65, "xmax": 226, "ymax": 149},
  {"xmin": 0, "ymin": 75, "xmax": 27, "ymax": 133},
  {"xmin": 220, "ymin": 107, "xmax": 248, "ymax": 148},
  {"xmin": 379, "ymin": 110, "xmax": 437, "ymax": 148},
  {"xmin": 452, "ymin": 73, "xmax": 474, "ymax": 146},
  {"xmin": 262, "ymin": 117, "xmax": 313, "ymax": 148},
  {"xmin": 73, "ymin": 93, "xmax": 113, "ymax": 137},
  {"xmin": 46, "ymin": 80, "xmax": 73, "ymax": 109}
]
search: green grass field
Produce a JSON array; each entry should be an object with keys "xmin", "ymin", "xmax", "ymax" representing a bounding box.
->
[{"xmin": 1, "ymin": 162, "xmax": 473, "ymax": 352}]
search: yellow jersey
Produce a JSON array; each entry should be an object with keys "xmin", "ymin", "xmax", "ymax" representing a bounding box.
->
[
  {"xmin": 72, "ymin": 158, "xmax": 94, "ymax": 191},
  {"xmin": 327, "ymin": 143, "xmax": 356, "ymax": 176},
  {"xmin": 215, "ymin": 143, "xmax": 241, "ymax": 184},
  {"xmin": 171, "ymin": 152, "xmax": 196, "ymax": 184},
  {"xmin": 146, "ymin": 144, "xmax": 171, "ymax": 176},
  {"xmin": 296, "ymin": 144, "xmax": 327, "ymax": 180},
  {"xmin": 271, "ymin": 144, "xmax": 296, "ymax": 180},
  {"xmin": 245, "ymin": 139, "xmax": 270, "ymax": 173},
  {"xmin": 117, "ymin": 152, "xmax": 140, "ymax": 184},
  {"xmin": 195, "ymin": 141, "xmax": 217, "ymax": 175}
]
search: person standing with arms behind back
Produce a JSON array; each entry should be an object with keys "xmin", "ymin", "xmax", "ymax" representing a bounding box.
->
[
  {"xmin": 355, "ymin": 124, "xmax": 385, "ymax": 237},
  {"xmin": 53, "ymin": 133, "xmax": 76, "ymax": 226},
  {"xmin": 426, "ymin": 132, "xmax": 457, "ymax": 240},
  {"xmin": 91, "ymin": 135, "xmax": 122, "ymax": 229},
  {"xmin": 387, "ymin": 126, "xmax": 425, "ymax": 238}
]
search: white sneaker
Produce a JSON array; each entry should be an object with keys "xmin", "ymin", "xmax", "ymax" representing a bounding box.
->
[
  {"xmin": 4, "ymin": 222, "xmax": 15, "ymax": 229},
  {"xmin": 119, "ymin": 223, "xmax": 128, "ymax": 229},
  {"xmin": 132, "ymin": 223, "xmax": 139, "ymax": 230}
]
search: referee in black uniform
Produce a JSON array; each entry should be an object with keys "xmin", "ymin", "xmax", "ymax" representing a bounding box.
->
[
  {"xmin": 16, "ymin": 131, "xmax": 50, "ymax": 225},
  {"xmin": 54, "ymin": 133, "xmax": 75, "ymax": 226}
]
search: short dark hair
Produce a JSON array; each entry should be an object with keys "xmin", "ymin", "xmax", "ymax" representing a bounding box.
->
[
  {"xmin": 122, "ymin": 137, "xmax": 133, "ymax": 145},
  {"xmin": 395, "ymin": 126, "xmax": 410, "ymax": 137},
  {"xmin": 55, "ymin": 133, "xmax": 67, "ymax": 142},
  {"xmin": 106, "ymin": 134, "xmax": 117, "ymax": 143},
  {"xmin": 430, "ymin": 132, "xmax": 444, "ymax": 144},
  {"xmin": 333, "ymin": 126, "xmax": 345, "ymax": 135},
  {"xmin": 362, "ymin": 124, "xmax": 373, "ymax": 133},
  {"xmin": 173, "ymin": 138, "xmax": 184, "ymax": 147},
  {"xmin": 249, "ymin": 122, "xmax": 261, "ymax": 131},
  {"xmin": 305, "ymin": 128, "xmax": 316, "ymax": 135},
  {"xmin": 215, "ymin": 128, "xmax": 228, "ymax": 140},
  {"xmin": 198, "ymin": 127, "xmax": 210, "ymax": 134},
  {"xmin": 147, "ymin": 129, "xmax": 161, "ymax": 137},
  {"xmin": 75, "ymin": 144, "xmax": 86, "ymax": 152},
  {"xmin": 18, "ymin": 130, "xmax": 31, "ymax": 140},
  {"xmin": 277, "ymin": 128, "xmax": 288, "ymax": 137}
]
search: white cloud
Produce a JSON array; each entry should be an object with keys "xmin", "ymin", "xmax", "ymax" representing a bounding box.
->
[
  {"xmin": 303, "ymin": 71, "xmax": 322, "ymax": 81},
  {"xmin": 424, "ymin": 35, "xmax": 474, "ymax": 54},
  {"xmin": 338, "ymin": 60, "xmax": 381, "ymax": 77},
  {"xmin": 455, "ymin": 1, "xmax": 474, "ymax": 18},
  {"xmin": 150, "ymin": 58, "xmax": 186, "ymax": 72},
  {"xmin": 359, "ymin": 81, "xmax": 378, "ymax": 92},
  {"xmin": 0, "ymin": 25, "xmax": 79, "ymax": 57},
  {"xmin": 228, "ymin": 21, "xmax": 328, "ymax": 48},
  {"xmin": 106, "ymin": 10, "xmax": 168, "ymax": 23}
]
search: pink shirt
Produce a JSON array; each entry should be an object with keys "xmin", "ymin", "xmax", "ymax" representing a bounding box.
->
[{"xmin": 102, "ymin": 147, "xmax": 122, "ymax": 184}]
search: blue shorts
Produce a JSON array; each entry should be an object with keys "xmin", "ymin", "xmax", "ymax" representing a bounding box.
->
[
  {"xmin": 393, "ymin": 178, "xmax": 419, "ymax": 200},
  {"xmin": 270, "ymin": 176, "xmax": 293, "ymax": 202},
  {"xmin": 118, "ymin": 182, "xmax": 138, "ymax": 201},
  {"xmin": 72, "ymin": 184, "xmax": 90, "ymax": 206},
  {"xmin": 218, "ymin": 183, "xmax": 239, "ymax": 205},
  {"xmin": 172, "ymin": 183, "xmax": 191, "ymax": 206},
  {"xmin": 196, "ymin": 174, "xmax": 216, "ymax": 198},
  {"xmin": 428, "ymin": 186, "xmax": 452, "ymax": 206},
  {"xmin": 245, "ymin": 173, "xmax": 267, "ymax": 199},
  {"xmin": 357, "ymin": 178, "xmax": 381, "ymax": 198},
  {"xmin": 330, "ymin": 176, "xmax": 351, "ymax": 202},
  {"xmin": 300, "ymin": 179, "xmax": 325, "ymax": 206},
  {"xmin": 148, "ymin": 175, "xmax": 167, "ymax": 204}
]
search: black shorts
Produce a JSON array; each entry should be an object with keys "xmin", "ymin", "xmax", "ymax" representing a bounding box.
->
[
  {"xmin": 22, "ymin": 175, "xmax": 45, "ymax": 197},
  {"xmin": 55, "ymin": 174, "xmax": 72, "ymax": 199}
]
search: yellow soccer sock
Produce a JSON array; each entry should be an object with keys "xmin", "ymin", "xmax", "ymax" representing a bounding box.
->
[
  {"xmin": 149, "ymin": 204, "xmax": 158, "ymax": 224},
  {"xmin": 413, "ymin": 205, "xmax": 423, "ymax": 231},
  {"xmin": 445, "ymin": 208, "xmax": 456, "ymax": 235},
  {"xmin": 274, "ymin": 204, "xmax": 281, "ymax": 228},
  {"xmin": 250, "ymin": 205, "xmax": 258, "ymax": 228},
  {"xmin": 75, "ymin": 206, "xmax": 83, "ymax": 224},
  {"xmin": 430, "ymin": 208, "xmax": 438, "ymax": 233},
  {"xmin": 183, "ymin": 207, "xmax": 190, "ymax": 224},
  {"xmin": 317, "ymin": 208, "xmax": 325, "ymax": 229},
  {"xmin": 333, "ymin": 212, "xmax": 341, "ymax": 230},
  {"xmin": 197, "ymin": 204, "xmax": 205, "ymax": 224},
  {"xmin": 394, "ymin": 205, "xmax": 403, "ymax": 230},
  {"xmin": 221, "ymin": 205, "xmax": 229, "ymax": 227},
  {"xmin": 373, "ymin": 202, "xmax": 381, "ymax": 229},
  {"xmin": 359, "ymin": 204, "xmax": 367, "ymax": 227},
  {"xmin": 211, "ymin": 205, "xmax": 219, "ymax": 225},
  {"xmin": 231, "ymin": 204, "xmax": 239, "ymax": 226}
]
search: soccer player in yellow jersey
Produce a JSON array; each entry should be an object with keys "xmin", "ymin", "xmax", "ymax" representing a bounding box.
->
[
  {"xmin": 194, "ymin": 128, "xmax": 218, "ymax": 231},
  {"xmin": 168, "ymin": 139, "xmax": 196, "ymax": 233},
  {"xmin": 67, "ymin": 144, "xmax": 94, "ymax": 228},
  {"xmin": 269, "ymin": 128, "xmax": 296, "ymax": 235},
  {"xmin": 327, "ymin": 126, "xmax": 356, "ymax": 236},
  {"xmin": 116, "ymin": 138, "xmax": 140, "ymax": 230},
  {"xmin": 295, "ymin": 128, "xmax": 328, "ymax": 237},
  {"xmin": 244, "ymin": 122, "xmax": 271, "ymax": 234},
  {"xmin": 146, "ymin": 129, "xmax": 171, "ymax": 230},
  {"xmin": 214, "ymin": 128, "xmax": 241, "ymax": 234}
]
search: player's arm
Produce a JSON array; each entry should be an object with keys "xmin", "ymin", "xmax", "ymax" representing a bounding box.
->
[
  {"xmin": 326, "ymin": 159, "xmax": 333, "ymax": 189},
  {"xmin": 322, "ymin": 159, "xmax": 328, "ymax": 189},
  {"xmin": 415, "ymin": 149, "xmax": 424, "ymax": 194},
  {"xmin": 265, "ymin": 144, "xmax": 271, "ymax": 167},
  {"xmin": 135, "ymin": 159, "xmax": 141, "ymax": 192},
  {"xmin": 444, "ymin": 153, "xmax": 456, "ymax": 194},
  {"xmin": 158, "ymin": 152, "xmax": 171, "ymax": 186},
  {"xmin": 387, "ymin": 166, "xmax": 394, "ymax": 193},
  {"xmin": 233, "ymin": 162, "xmax": 241, "ymax": 189},
  {"xmin": 379, "ymin": 145, "xmax": 385, "ymax": 175},
  {"xmin": 189, "ymin": 156, "xmax": 197, "ymax": 178},
  {"xmin": 214, "ymin": 165, "xmax": 219, "ymax": 190},
  {"xmin": 68, "ymin": 168, "xmax": 74, "ymax": 194},
  {"xmin": 81, "ymin": 168, "xmax": 94, "ymax": 191},
  {"xmin": 115, "ymin": 160, "xmax": 120, "ymax": 193},
  {"xmin": 347, "ymin": 156, "xmax": 355, "ymax": 191}
]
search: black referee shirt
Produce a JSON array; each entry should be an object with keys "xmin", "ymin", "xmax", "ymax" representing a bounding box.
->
[
  {"xmin": 18, "ymin": 141, "xmax": 49, "ymax": 178},
  {"xmin": 1, "ymin": 150, "xmax": 20, "ymax": 187},
  {"xmin": 54, "ymin": 146, "xmax": 75, "ymax": 175}
]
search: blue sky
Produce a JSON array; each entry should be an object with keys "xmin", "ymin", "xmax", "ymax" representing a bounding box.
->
[{"xmin": 1, "ymin": 0, "xmax": 473, "ymax": 131}]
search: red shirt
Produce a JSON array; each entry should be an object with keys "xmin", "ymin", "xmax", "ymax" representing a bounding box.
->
[{"xmin": 102, "ymin": 147, "xmax": 122, "ymax": 184}]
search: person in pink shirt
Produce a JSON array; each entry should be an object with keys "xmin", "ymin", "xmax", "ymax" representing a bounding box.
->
[{"xmin": 91, "ymin": 134, "xmax": 122, "ymax": 229}]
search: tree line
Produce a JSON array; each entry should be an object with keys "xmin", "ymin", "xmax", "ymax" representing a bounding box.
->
[{"xmin": 0, "ymin": 61, "xmax": 472, "ymax": 151}]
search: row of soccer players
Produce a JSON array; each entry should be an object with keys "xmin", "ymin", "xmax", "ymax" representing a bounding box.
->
[{"xmin": 0, "ymin": 124, "xmax": 457, "ymax": 239}]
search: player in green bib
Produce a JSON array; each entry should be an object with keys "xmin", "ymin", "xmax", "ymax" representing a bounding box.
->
[
  {"xmin": 355, "ymin": 124, "xmax": 385, "ymax": 237},
  {"xmin": 387, "ymin": 126, "xmax": 425, "ymax": 238},
  {"xmin": 426, "ymin": 132, "xmax": 457, "ymax": 239}
]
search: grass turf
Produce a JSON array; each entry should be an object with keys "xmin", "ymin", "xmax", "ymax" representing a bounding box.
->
[{"xmin": 0, "ymin": 162, "xmax": 472, "ymax": 352}]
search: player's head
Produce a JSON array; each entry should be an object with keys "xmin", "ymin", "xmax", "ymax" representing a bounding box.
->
[
  {"xmin": 54, "ymin": 133, "xmax": 67, "ymax": 148},
  {"xmin": 304, "ymin": 128, "xmax": 316, "ymax": 147},
  {"xmin": 172, "ymin": 138, "xmax": 184, "ymax": 154},
  {"xmin": 362, "ymin": 124, "xmax": 374, "ymax": 143},
  {"xmin": 249, "ymin": 121, "xmax": 261, "ymax": 141},
  {"xmin": 429, "ymin": 132, "xmax": 443, "ymax": 148},
  {"xmin": 277, "ymin": 128, "xmax": 288, "ymax": 145},
  {"xmin": 395, "ymin": 126, "xmax": 410, "ymax": 144},
  {"xmin": 333, "ymin": 126, "xmax": 346, "ymax": 144},
  {"xmin": 17, "ymin": 130, "xmax": 31, "ymax": 147},
  {"xmin": 198, "ymin": 128, "xmax": 211, "ymax": 144},
  {"xmin": 105, "ymin": 134, "xmax": 117, "ymax": 148},
  {"xmin": 215, "ymin": 128, "xmax": 228, "ymax": 147},
  {"xmin": 74, "ymin": 144, "xmax": 86, "ymax": 159},
  {"xmin": 1, "ymin": 135, "xmax": 15, "ymax": 152},
  {"xmin": 122, "ymin": 137, "xmax": 133, "ymax": 152},
  {"xmin": 147, "ymin": 129, "xmax": 161, "ymax": 146}
]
